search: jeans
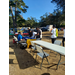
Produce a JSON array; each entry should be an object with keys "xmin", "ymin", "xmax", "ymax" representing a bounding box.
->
[
  {"xmin": 51, "ymin": 38, "xmax": 56, "ymax": 44},
  {"xmin": 62, "ymin": 37, "xmax": 65, "ymax": 46},
  {"xmin": 36, "ymin": 38, "xmax": 41, "ymax": 40}
]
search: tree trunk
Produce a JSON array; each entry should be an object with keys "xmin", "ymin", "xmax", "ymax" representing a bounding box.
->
[
  {"xmin": 15, "ymin": 1, "xmax": 17, "ymax": 28},
  {"xmin": 10, "ymin": 6, "xmax": 15, "ymax": 28}
]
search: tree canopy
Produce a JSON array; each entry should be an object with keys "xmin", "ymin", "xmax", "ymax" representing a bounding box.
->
[
  {"xmin": 9, "ymin": 0, "xmax": 28, "ymax": 28},
  {"xmin": 9, "ymin": 0, "xmax": 65, "ymax": 28}
]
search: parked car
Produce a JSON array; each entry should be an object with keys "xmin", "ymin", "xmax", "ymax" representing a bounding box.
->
[
  {"xmin": 23, "ymin": 30, "xmax": 28, "ymax": 33},
  {"xmin": 58, "ymin": 28, "xmax": 61, "ymax": 31},
  {"xmin": 9, "ymin": 28, "xmax": 17, "ymax": 33},
  {"xmin": 34, "ymin": 30, "xmax": 37, "ymax": 32},
  {"xmin": 41, "ymin": 28, "xmax": 48, "ymax": 31},
  {"xmin": 61, "ymin": 28, "xmax": 63, "ymax": 31}
]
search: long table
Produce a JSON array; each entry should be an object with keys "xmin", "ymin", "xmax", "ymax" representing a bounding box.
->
[{"xmin": 31, "ymin": 40, "xmax": 65, "ymax": 69}]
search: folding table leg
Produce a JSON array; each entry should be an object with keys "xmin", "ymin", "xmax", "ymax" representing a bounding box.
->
[
  {"xmin": 46, "ymin": 57, "xmax": 50, "ymax": 65},
  {"xmin": 16, "ymin": 43, "xmax": 17, "ymax": 48},
  {"xmin": 40, "ymin": 58, "xmax": 44, "ymax": 69},
  {"xmin": 56, "ymin": 54, "xmax": 61, "ymax": 70},
  {"xmin": 16, "ymin": 42, "xmax": 18, "ymax": 48}
]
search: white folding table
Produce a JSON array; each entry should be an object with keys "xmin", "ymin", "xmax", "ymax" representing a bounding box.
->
[{"xmin": 31, "ymin": 40, "xmax": 65, "ymax": 69}]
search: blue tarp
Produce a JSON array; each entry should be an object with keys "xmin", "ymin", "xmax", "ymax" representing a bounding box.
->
[{"xmin": 22, "ymin": 36, "xmax": 35, "ymax": 40}]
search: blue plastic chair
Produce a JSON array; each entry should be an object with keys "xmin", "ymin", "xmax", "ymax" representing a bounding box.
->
[{"xmin": 35, "ymin": 45, "xmax": 50, "ymax": 69}]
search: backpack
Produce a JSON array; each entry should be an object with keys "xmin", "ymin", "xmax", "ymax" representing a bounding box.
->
[
  {"xmin": 20, "ymin": 43, "xmax": 27, "ymax": 49},
  {"xmin": 56, "ymin": 28, "xmax": 58, "ymax": 37}
]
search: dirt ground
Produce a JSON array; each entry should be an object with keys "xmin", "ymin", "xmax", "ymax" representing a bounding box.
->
[{"xmin": 9, "ymin": 31, "xmax": 65, "ymax": 75}]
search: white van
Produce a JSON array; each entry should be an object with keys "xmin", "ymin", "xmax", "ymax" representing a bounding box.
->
[{"xmin": 46, "ymin": 25, "xmax": 53, "ymax": 31}]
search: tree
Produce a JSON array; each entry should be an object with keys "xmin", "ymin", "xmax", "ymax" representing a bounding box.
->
[
  {"xmin": 9, "ymin": 16, "xmax": 13, "ymax": 28},
  {"xmin": 51, "ymin": 0, "xmax": 65, "ymax": 10},
  {"xmin": 16, "ymin": 14, "xmax": 26, "ymax": 27},
  {"xmin": 51, "ymin": 0, "xmax": 65, "ymax": 27},
  {"xmin": 25, "ymin": 17, "xmax": 39, "ymax": 27},
  {"xmin": 9, "ymin": 0, "xmax": 28, "ymax": 28}
]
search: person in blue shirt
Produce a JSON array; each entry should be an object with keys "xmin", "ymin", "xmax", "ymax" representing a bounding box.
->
[{"xmin": 18, "ymin": 32, "xmax": 25, "ymax": 41}]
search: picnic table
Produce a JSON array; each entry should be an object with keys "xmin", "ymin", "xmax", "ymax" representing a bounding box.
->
[
  {"xmin": 9, "ymin": 33, "xmax": 14, "ymax": 38},
  {"xmin": 31, "ymin": 40, "xmax": 65, "ymax": 69},
  {"xmin": 9, "ymin": 33, "xmax": 14, "ymax": 35}
]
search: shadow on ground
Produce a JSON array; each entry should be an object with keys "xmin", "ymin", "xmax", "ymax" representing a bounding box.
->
[
  {"xmin": 9, "ymin": 43, "xmax": 39, "ymax": 69},
  {"xmin": 42, "ymin": 36, "xmax": 63, "ymax": 39},
  {"xmin": 41, "ymin": 73, "xmax": 50, "ymax": 75}
]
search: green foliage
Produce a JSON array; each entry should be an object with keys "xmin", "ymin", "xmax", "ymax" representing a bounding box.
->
[
  {"xmin": 9, "ymin": 16, "xmax": 13, "ymax": 28},
  {"xmin": 9, "ymin": 0, "xmax": 65, "ymax": 28},
  {"xmin": 51, "ymin": 0, "xmax": 65, "ymax": 10},
  {"xmin": 39, "ymin": 10, "xmax": 65, "ymax": 28},
  {"xmin": 9, "ymin": 0, "xmax": 28, "ymax": 28}
]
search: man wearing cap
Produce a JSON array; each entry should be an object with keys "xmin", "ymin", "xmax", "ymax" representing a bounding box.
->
[
  {"xmin": 28, "ymin": 27, "xmax": 32, "ymax": 37},
  {"xmin": 51, "ymin": 25, "xmax": 57, "ymax": 43}
]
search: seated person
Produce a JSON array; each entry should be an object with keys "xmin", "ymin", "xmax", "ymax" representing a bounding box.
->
[{"xmin": 18, "ymin": 32, "xmax": 25, "ymax": 43}]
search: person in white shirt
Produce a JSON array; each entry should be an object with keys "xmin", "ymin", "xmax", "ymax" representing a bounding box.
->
[
  {"xmin": 10, "ymin": 30, "xmax": 14, "ymax": 34},
  {"xmin": 62, "ymin": 27, "xmax": 65, "ymax": 46},
  {"xmin": 32, "ymin": 30, "xmax": 37, "ymax": 38},
  {"xmin": 10, "ymin": 29, "xmax": 14, "ymax": 37},
  {"xmin": 51, "ymin": 25, "xmax": 57, "ymax": 43},
  {"xmin": 39, "ymin": 29, "xmax": 42, "ymax": 40}
]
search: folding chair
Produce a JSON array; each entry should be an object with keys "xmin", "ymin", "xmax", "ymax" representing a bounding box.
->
[
  {"xmin": 54, "ymin": 40, "xmax": 61, "ymax": 45},
  {"xmin": 49, "ymin": 40, "xmax": 62, "ymax": 57},
  {"xmin": 14, "ymin": 36, "xmax": 27, "ymax": 48},
  {"xmin": 30, "ymin": 41, "xmax": 36, "ymax": 56},
  {"xmin": 35, "ymin": 45, "xmax": 50, "ymax": 69},
  {"xmin": 13, "ymin": 36, "xmax": 18, "ymax": 48}
]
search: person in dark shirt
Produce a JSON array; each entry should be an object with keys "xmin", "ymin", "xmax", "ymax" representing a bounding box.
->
[
  {"xmin": 36, "ymin": 28, "xmax": 41, "ymax": 40},
  {"xmin": 28, "ymin": 27, "xmax": 32, "ymax": 37}
]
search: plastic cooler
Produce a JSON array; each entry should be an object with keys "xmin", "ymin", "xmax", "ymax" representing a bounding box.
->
[
  {"xmin": 23, "ymin": 33, "xmax": 29, "ymax": 35},
  {"xmin": 13, "ymin": 39, "xmax": 16, "ymax": 44}
]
